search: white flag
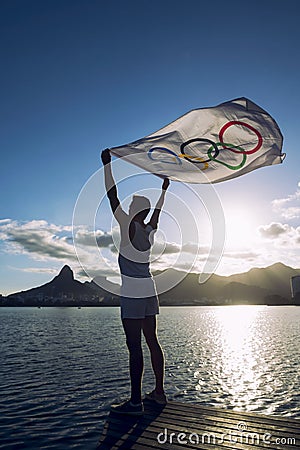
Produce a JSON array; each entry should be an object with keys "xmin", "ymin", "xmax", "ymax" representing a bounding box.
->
[{"xmin": 110, "ymin": 97, "xmax": 284, "ymax": 183}]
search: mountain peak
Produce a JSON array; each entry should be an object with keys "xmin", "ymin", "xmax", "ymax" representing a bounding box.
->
[
  {"xmin": 269, "ymin": 262, "xmax": 292, "ymax": 271},
  {"xmin": 58, "ymin": 265, "xmax": 74, "ymax": 280}
]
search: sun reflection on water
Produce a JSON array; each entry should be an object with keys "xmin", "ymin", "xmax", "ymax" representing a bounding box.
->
[
  {"xmin": 213, "ymin": 305, "xmax": 263, "ymax": 409},
  {"xmin": 159, "ymin": 306, "xmax": 299, "ymax": 416}
]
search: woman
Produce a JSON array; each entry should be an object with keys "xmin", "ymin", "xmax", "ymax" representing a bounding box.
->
[{"xmin": 101, "ymin": 149, "xmax": 169, "ymax": 416}]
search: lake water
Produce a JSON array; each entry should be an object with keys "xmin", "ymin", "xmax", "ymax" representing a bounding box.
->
[{"xmin": 0, "ymin": 306, "xmax": 299, "ymax": 449}]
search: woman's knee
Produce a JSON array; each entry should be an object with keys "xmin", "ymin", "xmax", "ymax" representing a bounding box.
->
[
  {"xmin": 145, "ymin": 334, "xmax": 160, "ymax": 350},
  {"xmin": 126, "ymin": 337, "xmax": 142, "ymax": 354},
  {"xmin": 122, "ymin": 318, "xmax": 143, "ymax": 353}
]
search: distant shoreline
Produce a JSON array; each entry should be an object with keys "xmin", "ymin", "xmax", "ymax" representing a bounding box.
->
[{"xmin": 1, "ymin": 302, "xmax": 299, "ymax": 308}]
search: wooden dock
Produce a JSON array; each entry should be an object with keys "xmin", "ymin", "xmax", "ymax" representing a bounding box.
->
[{"xmin": 97, "ymin": 400, "xmax": 300, "ymax": 449}]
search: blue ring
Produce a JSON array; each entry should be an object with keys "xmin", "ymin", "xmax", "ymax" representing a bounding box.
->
[{"xmin": 148, "ymin": 147, "xmax": 182, "ymax": 165}]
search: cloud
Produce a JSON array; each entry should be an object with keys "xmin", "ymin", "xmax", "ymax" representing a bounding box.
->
[
  {"xmin": 14, "ymin": 267, "xmax": 58, "ymax": 274},
  {"xmin": 0, "ymin": 219, "xmax": 122, "ymax": 283},
  {"xmin": 3, "ymin": 215, "xmax": 298, "ymax": 285},
  {"xmin": 224, "ymin": 250, "xmax": 260, "ymax": 260},
  {"xmin": 152, "ymin": 241, "xmax": 181, "ymax": 255},
  {"xmin": 182, "ymin": 243, "xmax": 210, "ymax": 254},
  {"xmin": 258, "ymin": 222, "xmax": 290, "ymax": 239},
  {"xmin": 258, "ymin": 222, "xmax": 300, "ymax": 248},
  {"xmin": 151, "ymin": 240, "xmax": 210, "ymax": 256},
  {"xmin": 0, "ymin": 219, "xmax": 77, "ymax": 260},
  {"xmin": 272, "ymin": 186, "xmax": 300, "ymax": 219},
  {"xmin": 0, "ymin": 220, "xmax": 121, "ymax": 259},
  {"xmin": 72, "ymin": 229, "xmax": 114, "ymax": 247}
]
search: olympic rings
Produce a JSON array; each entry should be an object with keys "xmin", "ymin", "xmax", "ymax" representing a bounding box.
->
[
  {"xmin": 147, "ymin": 121, "xmax": 263, "ymax": 171},
  {"xmin": 180, "ymin": 138, "xmax": 219, "ymax": 163},
  {"xmin": 219, "ymin": 121, "xmax": 263, "ymax": 154}
]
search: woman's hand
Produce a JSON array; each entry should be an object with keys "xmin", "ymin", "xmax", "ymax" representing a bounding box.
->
[{"xmin": 101, "ymin": 149, "xmax": 111, "ymax": 165}]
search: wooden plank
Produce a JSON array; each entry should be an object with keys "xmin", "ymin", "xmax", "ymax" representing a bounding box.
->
[
  {"xmin": 140, "ymin": 413, "xmax": 300, "ymax": 445},
  {"xmin": 143, "ymin": 404, "xmax": 300, "ymax": 436},
  {"xmin": 141, "ymin": 403, "xmax": 300, "ymax": 443},
  {"xmin": 99, "ymin": 416, "xmax": 297, "ymax": 450},
  {"xmin": 97, "ymin": 400, "xmax": 300, "ymax": 450},
  {"xmin": 98, "ymin": 424, "xmax": 298, "ymax": 450},
  {"xmin": 165, "ymin": 401, "xmax": 300, "ymax": 427},
  {"xmin": 145, "ymin": 402, "xmax": 300, "ymax": 440},
  {"xmin": 98, "ymin": 404, "xmax": 299, "ymax": 450}
]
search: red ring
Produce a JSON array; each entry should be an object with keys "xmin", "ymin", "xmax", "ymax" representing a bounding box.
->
[{"xmin": 219, "ymin": 121, "xmax": 263, "ymax": 154}]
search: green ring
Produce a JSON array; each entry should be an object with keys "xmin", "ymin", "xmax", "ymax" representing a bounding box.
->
[{"xmin": 207, "ymin": 142, "xmax": 247, "ymax": 170}]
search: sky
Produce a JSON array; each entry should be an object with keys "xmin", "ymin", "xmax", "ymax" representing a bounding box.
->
[{"xmin": 1, "ymin": 0, "xmax": 300, "ymax": 295}]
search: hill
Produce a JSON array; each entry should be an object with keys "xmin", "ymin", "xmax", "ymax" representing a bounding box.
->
[
  {"xmin": 226, "ymin": 262, "xmax": 298, "ymax": 298},
  {"xmin": 3, "ymin": 265, "xmax": 120, "ymax": 306},
  {"xmin": 156, "ymin": 263, "xmax": 299, "ymax": 305},
  {"xmin": 1, "ymin": 262, "xmax": 299, "ymax": 306}
]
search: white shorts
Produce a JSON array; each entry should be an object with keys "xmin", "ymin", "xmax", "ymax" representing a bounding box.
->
[{"xmin": 120, "ymin": 296, "xmax": 159, "ymax": 319}]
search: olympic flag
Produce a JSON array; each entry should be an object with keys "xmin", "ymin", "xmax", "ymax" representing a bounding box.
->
[{"xmin": 109, "ymin": 97, "xmax": 284, "ymax": 183}]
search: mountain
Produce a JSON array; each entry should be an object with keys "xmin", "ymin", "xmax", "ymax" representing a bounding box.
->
[
  {"xmin": 5, "ymin": 265, "xmax": 91, "ymax": 302},
  {"xmin": 2, "ymin": 262, "xmax": 300, "ymax": 306},
  {"xmin": 157, "ymin": 263, "xmax": 300, "ymax": 305},
  {"xmin": 225, "ymin": 262, "xmax": 298, "ymax": 298},
  {"xmin": 4, "ymin": 265, "xmax": 119, "ymax": 306}
]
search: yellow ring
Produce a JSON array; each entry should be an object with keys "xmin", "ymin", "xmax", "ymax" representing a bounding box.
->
[{"xmin": 173, "ymin": 153, "xmax": 209, "ymax": 170}]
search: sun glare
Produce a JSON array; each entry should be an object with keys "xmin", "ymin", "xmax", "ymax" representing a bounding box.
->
[
  {"xmin": 224, "ymin": 208, "xmax": 257, "ymax": 250},
  {"xmin": 215, "ymin": 305, "xmax": 259, "ymax": 347}
]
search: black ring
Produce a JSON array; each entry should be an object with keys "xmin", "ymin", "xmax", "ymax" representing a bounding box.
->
[{"xmin": 180, "ymin": 138, "xmax": 219, "ymax": 164}]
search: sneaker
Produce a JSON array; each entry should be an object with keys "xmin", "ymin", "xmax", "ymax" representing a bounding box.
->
[
  {"xmin": 144, "ymin": 390, "xmax": 167, "ymax": 405},
  {"xmin": 110, "ymin": 400, "xmax": 144, "ymax": 416}
]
